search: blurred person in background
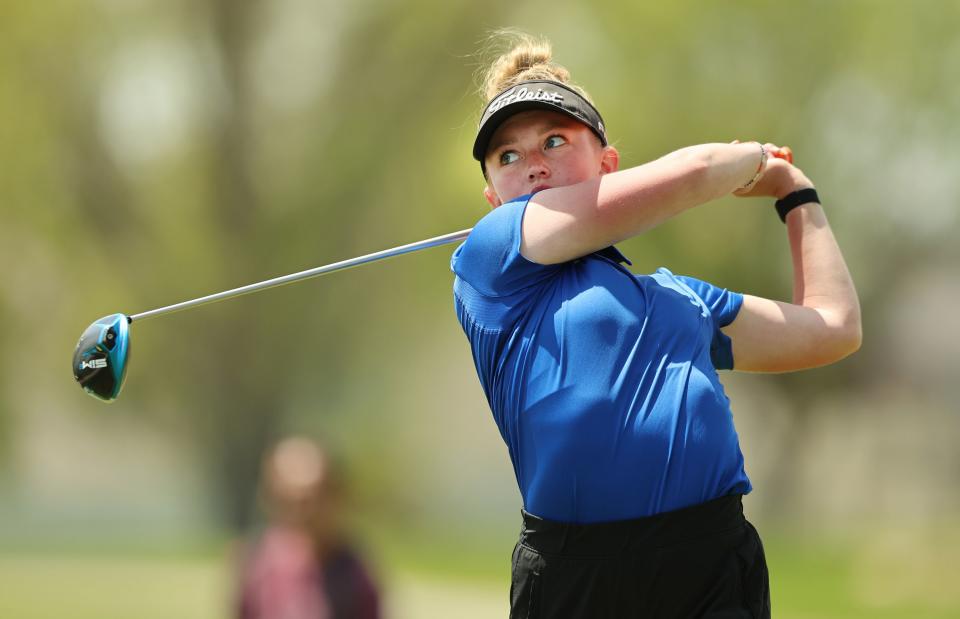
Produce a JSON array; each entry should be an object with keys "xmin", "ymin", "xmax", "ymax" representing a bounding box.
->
[
  {"xmin": 235, "ymin": 436, "xmax": 380, "ymax": 619},
  {"xmin": 452, "ymin": 32, "xmax": 861, "ymax": 618}
]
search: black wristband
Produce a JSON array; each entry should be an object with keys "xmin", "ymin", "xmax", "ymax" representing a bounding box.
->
[{"xmin": 775, "ymin": 188, "xmax": 820, "ymax": 223}]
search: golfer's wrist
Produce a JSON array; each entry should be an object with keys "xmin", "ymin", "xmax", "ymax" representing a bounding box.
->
[
  {"xmin": 775, "ymin": 174, "xmax": 814, "ymax": 200},
  {"xmin": 736, "ymin": 142, "xmax": 766, "ymax": 191}
]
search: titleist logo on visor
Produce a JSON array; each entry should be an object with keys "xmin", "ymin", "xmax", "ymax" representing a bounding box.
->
[
  {"xmin": 486, "ymin": 86, "xmax": 565, "ymax": 116},
  {"xmin": 473, "ymin": 79, "xmax": 607, "ymax": 163}
]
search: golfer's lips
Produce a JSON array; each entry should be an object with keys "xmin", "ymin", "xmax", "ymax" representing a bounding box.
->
[{"xmin": 531, "ymin": 184, "xmax": 552, "ymax": 194}]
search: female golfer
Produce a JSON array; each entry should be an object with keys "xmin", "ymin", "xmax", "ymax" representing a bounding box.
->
[{"xmin": 451, "ymin": 34, "xmax": 860, "ymax": 618}]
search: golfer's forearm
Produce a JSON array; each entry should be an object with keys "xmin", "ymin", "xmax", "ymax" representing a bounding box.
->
[
  {"xmin": 594, "ymin": 142, "xmax": 764, "ymax": 231},
  {"xmin": 690, "ymin": 142, "xmax": 767, "ymax": 202},
  {"xmin": 787, "ymin": 203, "xmax": 862, "ymax": 351}
]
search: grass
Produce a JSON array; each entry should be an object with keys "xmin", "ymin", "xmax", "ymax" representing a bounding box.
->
[
  {"xmin": 0, "ymin": 553, "xmax": 229, "ymax": 619},
  {"xmin": 763, "ymin": 529, "xmax": 960, "ymax": 619},
  {"xmin": 0, "ymin": 528, "xmax": 957, "ymax": 619}
]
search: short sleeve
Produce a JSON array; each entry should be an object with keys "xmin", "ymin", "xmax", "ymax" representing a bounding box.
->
[
  {"xmin": 450, "ymin": 195, "xmax": 561, "ymax": 298},
  {"xmin": 675, "ymin": 274, "xmax": 744, "ymax": 370}
]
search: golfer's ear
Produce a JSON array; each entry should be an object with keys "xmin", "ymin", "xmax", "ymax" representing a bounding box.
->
[
  {"xmin": 484, "ymin": 185, "xmax": 502, "ymax": 208},
  {"xmin": 600, "ymin": 145, "xmax": 619, "ymax": 175}
]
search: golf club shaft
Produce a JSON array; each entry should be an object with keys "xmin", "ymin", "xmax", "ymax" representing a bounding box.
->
[{"xmin": 129, "ymin": 228, "xmax": 472, "ymax": 323}]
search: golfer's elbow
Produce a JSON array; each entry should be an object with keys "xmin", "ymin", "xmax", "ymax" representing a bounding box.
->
[
  {"xmin": 823, "ymin": 306, "xmax": 863, "ymax": 363},
  {"xmin": 834, "ymin": 323, "xmax": 862, "ymax": 362},
  {"xmin": 842, "ymin": 311, "xmax": 863, "ymax": 357},
  {"xmin": 841, "ymin": 293, "xmax": 863, "ymax": 353}
]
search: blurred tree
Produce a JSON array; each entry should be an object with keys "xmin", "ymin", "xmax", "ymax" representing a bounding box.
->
[
  {"xmin": 192, "ymin": 0, "xmax": 284, "ymax": 530},
  {"xmin": 0, "ymin": 0, "xmax": 956, "ymax": 536}
]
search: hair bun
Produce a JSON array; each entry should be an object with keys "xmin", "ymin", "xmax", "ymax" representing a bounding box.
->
[
  {"xmin": 502, "ymin": 43, "xmax": 561, "ymax": 77},
  {"xmin": 481, "ymin": 33, "xmax": 572, "ymax": 101}
]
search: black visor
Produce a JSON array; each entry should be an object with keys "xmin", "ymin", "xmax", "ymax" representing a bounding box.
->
[{"xmin": 473, "ymin": 79, "xmax": 607, "ymax": 166}]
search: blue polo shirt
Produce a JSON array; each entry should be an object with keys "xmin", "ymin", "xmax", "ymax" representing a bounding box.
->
[{"xmin": 451, "ymin": 195, "xmax": 752, "ymax": 523}]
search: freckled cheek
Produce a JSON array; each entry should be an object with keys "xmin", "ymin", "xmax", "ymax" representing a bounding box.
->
[{"xmin": 494, "ymin": 171, "xmax": 522, "ymax": 195}]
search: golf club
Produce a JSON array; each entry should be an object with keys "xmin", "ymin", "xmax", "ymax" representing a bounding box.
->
[{"xmin": 72, "ymin": 228, "xmax": 472, "ymax": 402}]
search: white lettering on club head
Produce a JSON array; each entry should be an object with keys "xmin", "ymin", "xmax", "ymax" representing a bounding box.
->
[{"xmin": 80, "ymin": 358, "xmax": 108, "ymax": 370}]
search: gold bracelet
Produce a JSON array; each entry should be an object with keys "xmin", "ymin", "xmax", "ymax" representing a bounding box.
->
[{"xmin": 738, "ymin": 142, "xmax": 767, "ymax": 191}]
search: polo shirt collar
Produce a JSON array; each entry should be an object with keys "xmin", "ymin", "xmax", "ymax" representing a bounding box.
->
[{"xmin": 595, "ymin": 245, "xmax": 632, "ymax": 265}]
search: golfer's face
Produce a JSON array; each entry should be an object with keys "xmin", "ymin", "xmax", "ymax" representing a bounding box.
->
[{"xmin": 483, "ymin": 110, "xmax": 608, "ymax": 206}]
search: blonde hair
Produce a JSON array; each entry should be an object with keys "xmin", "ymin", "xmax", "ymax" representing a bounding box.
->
[{"xmin": 477, "ymin": 31, "xmax": 595, "ymax": 109}]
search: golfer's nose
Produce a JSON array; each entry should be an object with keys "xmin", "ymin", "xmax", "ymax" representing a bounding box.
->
[{"xmin": 527, "ymin": 153, "xmax": 550, "ymax": 180}]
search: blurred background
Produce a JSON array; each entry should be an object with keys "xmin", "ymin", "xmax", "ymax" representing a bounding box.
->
[{"xmin": 2, "ymin": 0, "xmax": 958, "ymax": 617}]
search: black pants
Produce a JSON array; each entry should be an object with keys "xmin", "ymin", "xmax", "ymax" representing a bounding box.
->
[{"xmin": 510, "ymin": 495, "xmax": 770, "ymax": 619}]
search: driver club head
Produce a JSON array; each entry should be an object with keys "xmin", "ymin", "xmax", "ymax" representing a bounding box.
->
[{"xmin": 73, "ymin": 313, "xmax": 131, "ymax": 402}]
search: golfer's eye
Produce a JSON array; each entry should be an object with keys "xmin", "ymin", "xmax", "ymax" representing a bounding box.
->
[
  {"xmin": 499, "ymin": 150, "xmax": 520, "ymax": 166},
  {"xmin": 545, "ymin": 135, "xmax": 567, "ymax": 149}
]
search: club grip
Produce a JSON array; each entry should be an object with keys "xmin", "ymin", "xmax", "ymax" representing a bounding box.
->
[{"xmin": 772, "ymin": 146, "xmax": 793, "ymax": 164}]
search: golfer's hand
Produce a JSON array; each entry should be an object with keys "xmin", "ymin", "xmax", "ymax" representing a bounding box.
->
[{"xmin": 732, "ymin": 143, "xmax": 813, "ymax": 199}]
